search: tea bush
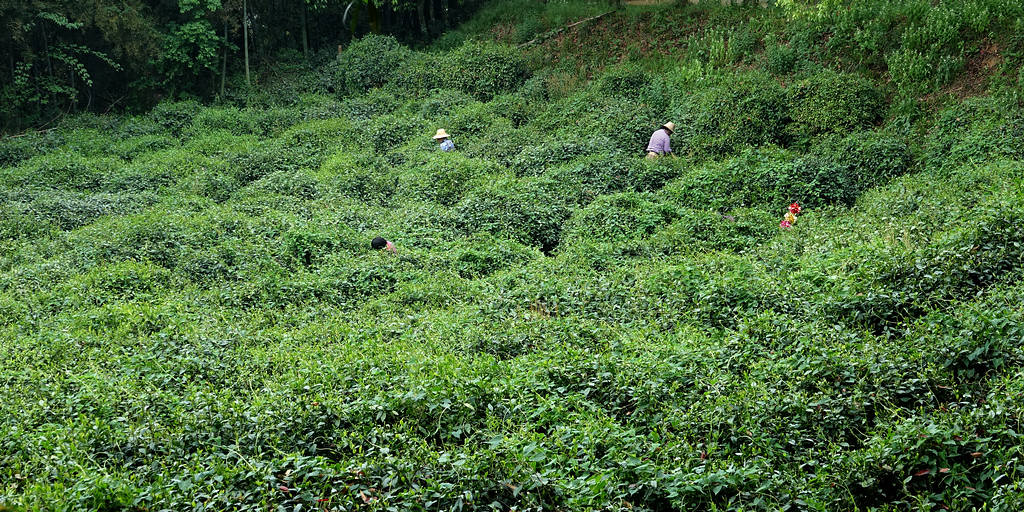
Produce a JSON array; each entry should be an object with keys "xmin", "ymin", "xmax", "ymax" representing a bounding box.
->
[
  {"xmin": 189, "ymin": 106, "xmax": 256, "ymax": 136},
  {"xmin": 122, "ymin": 148, "xmax": 214, "ymax": 191},
  {"xmin": 278, "ymin": 117, "xmax": 361, "ymax": 156},
  {"xmin": 247, "ymin": 170, "xmax": 321, "ymax": 200},
  {"xmin": 281, "ymin": 228, "xmax": 343, "ymax": 268},
  {"xmin": 440, "ymin": 41, "xmax": 529, "ymax": 101},
  {"xmin": 179, "ymin": 130, "xmax": 255, "ymax": 158},
  {"xmin": 651, "ymin": 207, "xmax": 777, "ymax": 255},
  {"xmin": 65, "ymin": 210, "xmax": 209, "ymax": 269},
  {"xmin": 318, "ymin": 150, "xmax": 396, "ymax": 203},
  {"xmin": 485, "ymin": 93, "xmax": 537, "ymax": 128},
  {"xmin": 28, "ymin": 191, "xmax": 160, "ymax": 230},
  {"xmin": 182, "ymin": 166, "xmax": 239, "ymax": 202},
  {"xmin": 108, "ymin": 134, "xmax": 177, "ymax": 160},
  {"xmin": 340, "ymin": 88, "xmax": 403, "ymax": 121},
  {"xmin": 397, "ymin": 152, "xmax": 502, "ymax": 206},
  {"xmin": 549, "ymin": 152, "xmax": 681, "ymax": 204},
  {"xmin": 763, "ymin": 39, "xmax": 800, "ymax": 75},
  {"xmin": 0, "ymin": 131, "xmax": 63, "ymax": 167},
  {"xmin": 295, "ymin": 94, "xmax": 348, "ymax": 121},
  {"xmin": 444, "ymin": 101, "xmax": 498, "ymax": 138},
  {"xmin": 787, "ymin": 70, "xmax": 885, "ymax": 140},
  {"xmin": 418, "ymin": 89, "xmax": 477, "ymax": 120},
  {"xmin": 60, "ymin": 260, "xmax": 172, "ymax": 307},
  {"xmin": 149, "ymin": 100, "xmax": 202, "ymax": 136},
  {"xmin": 510, "ymin": 136, "xmax": 615, "ymax": 177},
  {"xmin": 673, "ymin": 71, "xmax": 790, "ymax": 158},
  {"xmin": 455, "ymin": 177, "xmax": 571, "ymax": 252},
  {"xmin": 389, "ymin": 52, "xmax": 444, "ymax": 98},
  {"xmin": 458, "ymin": 124, "xmax": 531, "ymax": 166},
  {"xmin": 924, "ymin": 96, "xmax": 1024, "ymax": 170},
  {"xmin": 367, "ymin": 114, "xmax": 427, "ymax": 154},
  {"xmin": 116, "ymin": 115, "xmax": 166, "ymax": 139},
  {"xmin": 777, "ymin": 133, "xmax": 912, "ymax": 208},
  {"xmin": 582, "ymin": 97, "xmax": 660, "ymax": 150},
  {"xmin": 561, "ymin": 192, "xmax": 679, "ymax": 244},
  {"xmin": 334, "ymin": 34, "xmax": 411, "ymax": 94},
  {"xmin": 595, "ymin": 65, "xmax": 653, "ymax": 99},
  {"xmin": 450, "ymin": 233, "xmax": 541, "ymax": 279},
  {"xmin": 3, "ymin": 152, "xmax": 119, "ymax": 191},
  {"xmin": 658, "ymin": 146, "xmax": 793, "ymax": 212},
  {"xmin": 0, "ymin": 203, "xmax": 54, "ymax": 241},
  {"xmin": 530, "ymin": 92, "xmax": 657, "ymax": 152}
]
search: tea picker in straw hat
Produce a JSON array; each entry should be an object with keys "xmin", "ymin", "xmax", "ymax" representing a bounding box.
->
[
  {"xmin": 646, "ymin": 122, "xmax": 675, "ymax": 159},
  {"xmin": 433, "ymin": 128, "xmax": 455, "ymax": 152}
]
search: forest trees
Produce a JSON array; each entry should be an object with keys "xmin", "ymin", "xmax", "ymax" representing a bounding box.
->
[
  {"xmin": 0, "ymin": 0, "xmax": 150, "ymax": 132},
  {"xmin": 157, "ymin": 0, "xmax": 223, "ymax": 93},
  {"xmin": 0, "ymin": 0, "xmax": 481, "ymax": 134}
]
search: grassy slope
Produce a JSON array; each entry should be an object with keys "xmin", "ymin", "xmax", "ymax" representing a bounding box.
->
[{"xmin": 2, "ymin": 1, "xmax": 1024, "ymax": 511}]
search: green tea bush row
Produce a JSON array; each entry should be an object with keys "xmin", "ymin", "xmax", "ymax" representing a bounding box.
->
[
  {"xmin": 455, "ymin": 177, "xmax": 571, "ymax": 252},
  {"xmin": 787, "ymin": 70, "xmax": 884, "ymax": 141},
  {"xmin": 660, "ymin": 132, "xmax": 911, "ymax": 211},
  {"xmin": 784, "ymin": 0, "xmax": 1023, "ymax": 97},
  {"xmin": 334, "ymin": 37, "xmax": 529, "ymax": 101},
  {"xmin": 27, "ymin": 191, "xmax": 160, "ymax": 230},
  {"xmin": 3, "ymin": 152, "xmax": 120, "ymax": 191},
  {"xmin": 332, "ymin": 34, "xmax": 412, "ymax": 95},
  {"xmin": 397, "ymin": 152, "xmax": 504, "ymax": 206},
  {"xmin": 0, "ymin": 131, "xmax": 64, "ymax": 167},
  {"xmin": 510, "ymin": 136, "xmax": 616, "ymax": 177},
  {"xmin": 924, "ymin": 96, "xmax": 1024, "ymax": 170},
  {"xmin": 672, "ymin": 71, "xmax": 789, "ymax": 158},
  {"xmin": 318, "ymin": 150, "xmax": 396, "ymax": 203}
]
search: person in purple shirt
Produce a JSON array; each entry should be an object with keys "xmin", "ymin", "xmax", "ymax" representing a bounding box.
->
[{"xmin": 646, "ymin": 122, "xmax": 675, "ymax": 158}]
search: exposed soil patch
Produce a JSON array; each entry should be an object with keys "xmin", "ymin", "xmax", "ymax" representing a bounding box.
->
[
  {"xmin": 491, "ymin": 23, "xmax": 516, "ymax": 44},
  {"xmin": 942, "ymin": 41, "xmax": 1002, "ymax": 99},
  {"xmin": 531, "ymin": 9, "xmax": 703, "ymax": 79}
]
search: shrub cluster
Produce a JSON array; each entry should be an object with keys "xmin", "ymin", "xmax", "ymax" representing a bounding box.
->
[
  {"xmin": 333, "ymin": 37, "xmax": 529, "ymax": 102},
  {"xmin": 673, "ymin": 71, "xmax": 790, "ymax": 158},
  {"xmin": 333, "ymin": 34, "xmax": 411, "ymax": 94},
  {"xmin": 787, "ymin": 70, "xmax": 884, "ymax": 140}
]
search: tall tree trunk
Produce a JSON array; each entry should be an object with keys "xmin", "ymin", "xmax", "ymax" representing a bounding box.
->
[
  {"xmin": 41, "ymin": 24, "xmax": 55, "ymax": 106},
  {"xmin": 220, "ymin": 21, "xmax": 228, "ymax": 96},
  {"xmin": 428, "ymin": 0, "xmax": 435, "ymax": 34},
  {"xmin": 416, "ymin": 0, "xmax": 427, "ymax": 37},
  {"xmin": 441, "ymin": 0, "xmax": 449, "ymax": 29},
  {"xmin": 348, "ymin": 1, "xmax": 358, "ymax": 38},
  {"xmin": 367, "ymin": 2, "xmax": 380, "ymax": 34},
  {"xmin": 69, "ymin": 63, "xmax": 76, "ymax": 111},
  {"xmin": 300, "ymin": 2, "xmax": 309, "ymax": 61},
  {"xmin": 243, "ymin": 0, "xmax": 251, "ymax": 86}
]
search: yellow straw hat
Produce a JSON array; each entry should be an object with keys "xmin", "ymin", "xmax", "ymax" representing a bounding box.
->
[
  {"xmin": 433, "ymin": 128, "xmax": 450, "ymax": 140},
  {"xmin": 661, "ymin": 122, "xmax": 675, "ymax": 133}
]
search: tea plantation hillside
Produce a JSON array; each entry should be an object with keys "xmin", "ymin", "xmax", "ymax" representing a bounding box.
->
[{"xmin": 3, "ymin": 0, "xmax": 1024, "ymax": 510}]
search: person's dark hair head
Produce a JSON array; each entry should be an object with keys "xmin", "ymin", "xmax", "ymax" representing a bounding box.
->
[{"xmin": 371, "ymin": 237, "xmax": 387, "ymax": 250}]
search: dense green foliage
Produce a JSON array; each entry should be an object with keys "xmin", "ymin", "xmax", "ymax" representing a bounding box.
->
[
  {"xmin": 0, "ymin": 0, "xmax": 489, "ymax": 133},
  {"xmin": 3, "ymin": 0, "xmax": 1024, "ymax": 510}
]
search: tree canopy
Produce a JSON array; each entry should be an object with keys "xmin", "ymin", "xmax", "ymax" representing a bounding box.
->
[{"xmin": 0, "ymin": 0, "xmax": 481, "ymax": 133}]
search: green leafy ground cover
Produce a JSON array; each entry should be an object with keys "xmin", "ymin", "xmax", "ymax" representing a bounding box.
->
[{"xmin": 3, "ymin": 0, "xmax": 1024, "ymax": 510}]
